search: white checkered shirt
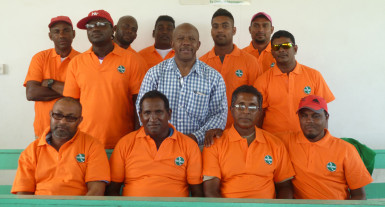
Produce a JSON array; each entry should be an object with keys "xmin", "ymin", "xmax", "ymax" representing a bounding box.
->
[{"xmin": 136, "ymin": 58, "xmax": 227, "ymax": 145}]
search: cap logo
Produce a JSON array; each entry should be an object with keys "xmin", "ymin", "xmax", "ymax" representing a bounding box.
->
[
  {"xmin": 117, "ymin": 65, "xmax": 126, "ymax": 73},
  {"xmin": 76, "ymin": 153, "xmax": 85, "ymax": 163},
  {"xmin": 235, "ymin": 69, "xmax": 243, "ymax": 77},
  {"xmin": 312, "ymin": 98, "xmax": 320, "ymax": 104},
  {"xmin": 270, "ymin": 62, "xmax": 275, "ymax": 67},
  {"xmin": 175, "ymin": 156, "xmax": 185, "ymax": 166},
  {"xmin": 91, "ymin": 12, "xmax": 98, "ymax": 16},
  {"xmin": 304, "ymin": 86, "xmax": 311, "ymax": 94},
  {"xmin": 326, "ymin": 162, "xmax": 337, "ymax": 172},
  {"xmin": 264, "ymin": 155, "xmax": 273, "ymax": 165}
]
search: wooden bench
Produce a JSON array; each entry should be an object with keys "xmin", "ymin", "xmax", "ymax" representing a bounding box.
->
[{"xmin": 1, "ymin": 149, "xmax": 384, "ymax": 199}]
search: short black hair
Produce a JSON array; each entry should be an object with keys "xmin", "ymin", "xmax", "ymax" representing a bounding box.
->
[
  {"xmin": 154, "ymin": 15, "xmax": 175, "ymax": 29},
  {"xmin": 139, "ymin": 90, "xmax": 170, "ymax": 112},
  {"xmin": 54, "ymin": 97, "xmax": 82, "ymax": 114},
  {"xmin": 271, "ymin": 30, "xmax": 296, "ymax": 45},
  {"xmin": 231, "ymin": 85, "xmax": 263, "ymax": 108},
  {"xmin": 212, "ymin": 8, "xmax": 234, "ymax": 24}
]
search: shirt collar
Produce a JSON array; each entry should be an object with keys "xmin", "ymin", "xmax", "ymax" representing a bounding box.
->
[
  {"xmin": 169, "ymin": 58, "xmax": 204, "ymax": 77},
  {"xmin": 228, "ymin": 125, "xmax": 266, "ymax": 143},
  {"xmin": 272, "ymin": 61, "xmax": 301, "ymax": 76},
  {"xmin": 37, "ymin": 127, "xmax": 80, "ymax": 146},
  {"xmin": 84, "ymin": 42, "xmax": 123, "ymax": 57},
  {"xmin": 50, "ymin": 48, "xmax": 78, "ymax": 59},
  {"xmin": 136, "ymin": 123, "xmax": 178, "ymax": 140},
  {"xmin": 297, "ymin": 129, "xmax": 332, "ymax": 147},
  {"xmin": 207, "ymin": 44, "xmax": 241, "ymax": 58}
]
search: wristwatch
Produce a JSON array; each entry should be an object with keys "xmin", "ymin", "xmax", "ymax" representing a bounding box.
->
[{"xmin": 47, "ymin": 79, "xmax": 54, "ymax": 89}]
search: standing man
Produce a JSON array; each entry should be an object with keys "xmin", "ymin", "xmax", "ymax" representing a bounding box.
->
[
  {"xmin": 200, "ymin": 8, "xmax": 263, "ymax": 129},
  {"xmin": 278, "ymin": 95, "xmax": 372, "ymax": 199},
  {"xmin": 108, "ymin": 91, "xmax": 203, "ymax": 197},
  {"xmin": 25, "ymin": 16, "xmax": 79, "ymax": 137},
  {"xmin": 139, "ymin": 15, "xmax": 175, "ymax": 69},
  {"xmin": 136, "ymin": 23, "xmax": 227, "ymax": 147},
  {"xmin": 113, "ymin": 15, "xmax": 138, "ymax": 53},
  {"xmin": 242, "ymin": 12, "xmax": 276, "ymax": 73},
  {"xmin": 12, "ymin": 97, "xmax": 110, "ymax": 195},
  {"xmin": 64, "ymin": 10, "xmax": 146, "ymax": 149},
  {"xmin": 203, "ymin": 85, "xmax": 295, "ymax": 198},
  {"xmin": 254, "ymin": 30, "xmax": 335, "ymax": 135}
]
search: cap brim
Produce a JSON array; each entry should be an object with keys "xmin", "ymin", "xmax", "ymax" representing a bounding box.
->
[
  {"xmin": 77, "ymin": 16, "xmax": 96, "ymax": 29},
  {"xmin": 296, "ymin": 106, "xmax": 324, "ymax": 114}
]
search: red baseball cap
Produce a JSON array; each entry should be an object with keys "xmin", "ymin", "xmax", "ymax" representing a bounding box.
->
[
  {"xmin": 251, "ymin": 12, "xmax": 272, "ymax": 24},
  {"xmin": 77, "ymin": 10, "xmax": 114, "ymax": 29},
  {"xmin": 48, "ymin": 16, "xmax": 73, "ymax": 28},
  {"xmin": 297, "ymin": 95, "xmax": 328, "ymax": 114}
]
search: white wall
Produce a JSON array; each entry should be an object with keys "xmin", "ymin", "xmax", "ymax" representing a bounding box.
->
[{"xmin": 0, "ymin": 0, "xmax": 384, "ymax": 149}]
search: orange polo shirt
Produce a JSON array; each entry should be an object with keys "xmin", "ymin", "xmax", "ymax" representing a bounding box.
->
[
  {"xmin": 11, "ymin": 127, "xmax": 110, "ymax": 195},
  {"xmin": 242, "ymin": 41, "xmax": 276, "ymax": 73},
  {"xmin": 254, "ymin": 62, "xmax": 335, "ymax": 134},
  {"xmin": 200, "ymin": 45, "xmax": 263, "ymax": 128},
  {"xmin": 278, "ymin": 130, "xmax": 373, "ymax": 199},
  {"xmin": 63, "ymin": 43, "xmax": 146, "ymax": 149},
  {"xmin": 24, "ymin": 48, "xmax": 80, "ymax": 137},
  {"xmin": 109, "ymin": 124, "xmax": 202, "ymax": 197},
  {"xmin": 138, "ymin": 45, "xmax": 175, "ymax": 69},
  {"xmin": 203, "ymin": 126, "xmax": 295, "ymax": 198},
  {"xmin": 127, "ymin": 46, "xmax": 136, "ymax": 53}
]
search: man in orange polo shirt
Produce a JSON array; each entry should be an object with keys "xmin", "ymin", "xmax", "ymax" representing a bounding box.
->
[
  {"xmin": 278, "ymin": 95, "xmax": 372, "ymax": 199},
  {"xmin": 113, "ymin": 15, "xmax": 138, "ymax": 53},
  {"xmin": 107, "ymin": 91, "xmax": 203, "ymax": 197},
  {"xmin": 200, "ymin": 8, "xmax": 262, "ymax": 131},
  {"xmin": 138, "ymin": 15, "xmax": 175, "ymax": 69},
  {"xmin": 242, "ymin": 12, "xmax": 276, "ymax": 73},
  {"xmin": 63, "ymin": 10, "xmax": 146, "ymax": 149},
  {"xmin": 254, "ymin": 30, "xmax": 335, "ymax": 135},
  {"xmin": 203, "ymin": 85, "xmax": 295, "ymax": 199},
  {"xmin": 25, "ymin": 16, "xmax": 80, "ymax": 137},
  {"xmin": 12, "ymin": 97, "xmax": 110, "ymax": 195}
]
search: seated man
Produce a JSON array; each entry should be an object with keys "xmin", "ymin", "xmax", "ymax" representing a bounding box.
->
[
  {"xmin": 107, "ymin": 90, "xmax": 203, "ymax": 197},
  {"xmin": 12, "ymin": 97, "xmax": 110, "ymax": 195},
  {"xmin": 203, "ymin": 85, "xmax": 295, "ymax": 199},
  {"xmin": 277, "ymin": 95, "xmax": 373, "ymax": 200}
]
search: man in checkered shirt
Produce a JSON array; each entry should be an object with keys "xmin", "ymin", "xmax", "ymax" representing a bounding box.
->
[{"xmin": 136, "ymin": 23, "xmax": 227, "ymax": 147}]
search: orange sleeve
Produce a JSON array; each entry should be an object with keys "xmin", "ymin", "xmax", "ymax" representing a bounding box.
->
[
  {"xmin": 109, "ymin": 135, "xmax": 134, "ymax": 183},
  {"xmin": 63, "ymin": 60, "xmax": 80, "ymax": 99},
  {"xmin": 269, "ymin": 134, "xmax": 295, "ymax": 183},
  {"xmin": 128, "ymin": 55, "xmax": 147, "ymax": 95},
  {"xmin": 185, "ymin": 137, "xmax": 203, "ymax": 185},
  {"xmin": 24, "ymin": 52, "xmax": 46, "ymax": 86},
  {"xmin": 202, "ymin": 141, "xmax": 222, "ymax": 179},
  {"xmin": 313, "ymin": 70, "xmax": 335, "ymax": 103},
  {"xmin": 344, "ymin": 144, "xmax": 373, "ymax": 190},
  {"xmin": 85, "ymin": 138, "xmax": 111, "ymax": 183},
  {"xmin": 11, "ymin": 142, "xmax": 37, "ymax": 194}
]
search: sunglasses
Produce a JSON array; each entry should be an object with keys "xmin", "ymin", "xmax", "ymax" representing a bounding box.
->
[
  {"xmin": 85, "ymin": 22, "xmax": 111, "ymax": 29},
  {"xmin": 272, "ymin": 43, "xmax": 294, "ymax": 51},
  {"xmin": 51, "ymin": 112, "xmax": 80, "ymax": 122},
  {"xmin": 233, "ymin": 104, "xmax": 260, "ymax": 112}
]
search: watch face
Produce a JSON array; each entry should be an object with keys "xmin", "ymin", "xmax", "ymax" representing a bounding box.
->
[{"xmin": 48, "ymin": 79, "xmax": 54, "ymax": 88}]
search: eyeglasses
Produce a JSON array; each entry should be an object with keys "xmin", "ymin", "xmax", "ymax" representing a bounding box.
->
[
  {"xmin": 85, "ymin": 22, "xmax": 111, "ymax": 29},
  {"xmin": 51, "ymin": 112, "xmax": 80, "ymax": 122},
  {"xmin": 233, "ymin": 104, "xmax": 259, "ymax": 112},
  {"xmin": 272, "ymin": 43, "xmax": 294, "ymax": 51}
]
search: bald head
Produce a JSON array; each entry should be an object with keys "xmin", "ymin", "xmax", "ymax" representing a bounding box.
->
[
  {"xmin": 114, "ymin": 15, "xmax": 138, "ymax": 48},
  {"xmin": 53, "ymin": 97, "xmax": 82, "ymax": 116},
  {"xmin": 173, "ymin": 23, "xmax": 199, "ymax": 40}
]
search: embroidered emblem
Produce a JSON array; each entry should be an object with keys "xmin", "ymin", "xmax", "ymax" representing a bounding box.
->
[
  {"xmin": 270, "ymin": 62, "xmax": 275, "ymax": 67},
  {"xmin": 264, "ymin": 155, "xmax": 273, "ymax": 165},
  {"xmin": 304, "ymin": 86, "xmax": 311, "ymax": 94},
  {"xmin": 326, "ymin": 162, "xmax": 337, "ymax": 172},
  {"xmin": 76, "ymin": 154, "xmax": 85, "ymax": 163},
  {"xmin": 175, "ymin": 156, "xmax": 185, "ymax": 166},
  {"xmin": 117, "ymin": 65, "xmax": 126, "ymax": 73},
  {"xmin": 91, "ymin": 12, "xmax": 98, "ymax": 16},
  {"xmin": 235, "ymin": 70, "xmax": 243, "ymax": 77}
]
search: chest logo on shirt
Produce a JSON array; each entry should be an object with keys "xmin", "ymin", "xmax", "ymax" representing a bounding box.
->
[
  {"xmin": 117, "ymin": 65, "xmax": 126, "ymax": 73},
  {"xmin": 76, "ymin": 153, "xmax": 85, "ymax": 163},
  {"xmin": 264, "ymin": 155, "xmax": 273, "ymax": 165},
  {"xmin": 235, "ymin": 70, "xmax": 243, "ymax": 77},
  {"xmin": 304, "ymin": 86, "xmax": 311, "ymax": 94},
  {"xmin": 270, "ymin": 62, "xmax": 275, "ymax": 67},
  {"xmin": 175, "ymin": 156, "xmax": 185, "ymax": 166},
  {"xmin": 326, "ymin": 162, "xmax": 337, "ymax": 172}
]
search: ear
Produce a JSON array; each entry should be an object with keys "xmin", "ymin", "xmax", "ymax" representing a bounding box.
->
[
  {"xmin": 248, "ymin": 25, "xmax": 252, "ymax": 34},
  {"xmin": 49, "ymin": 32, "xmax": 53, "ymax": 41},
  {"xmin": 294, "ymin": 44, "xmax": 298, "ymax": 54},
  {"xmin": 152, "ymin": 29, "xmax": 155, "ymax": 38},
  {"xmin": 113, "ymin": 25, "xmax": 117, "ymax": 32},
  {"xmin": 168, "ymin": 109, "xmax": 172, "ymax": 120},
  {"xmin": 271, "ymin": 25, "xmax": 274, "ymax": 33},
  {"xmin": 72, "ymin": 30, "xmax": 76, "ymax": 39},
  {"xmin": 232, "ymin": 26, "xmax": 237, "ymax": 36},
  {"xmin": 196, "ymin": 40, "xmax": 201, "ymax": 51}
]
